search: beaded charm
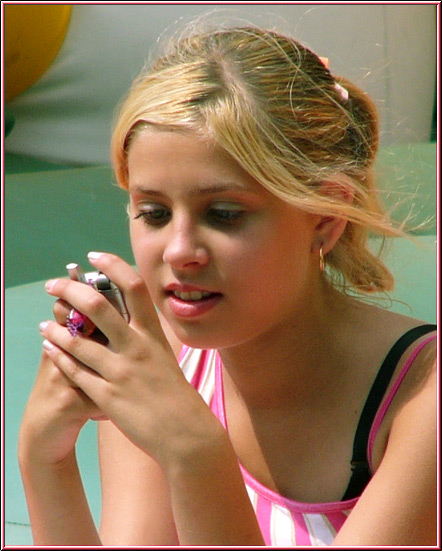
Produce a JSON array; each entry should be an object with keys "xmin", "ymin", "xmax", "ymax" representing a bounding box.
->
[{"xmin": 66, "ymin": 308, "xmax": 96, "ymax": 337}]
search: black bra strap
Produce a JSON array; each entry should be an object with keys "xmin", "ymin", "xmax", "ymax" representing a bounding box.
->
[{"xmin": 342, "ymin": 323, "xmax": 437, "ymax": 501}]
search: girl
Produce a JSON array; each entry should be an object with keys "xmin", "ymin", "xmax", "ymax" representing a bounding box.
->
[{"xmin": 19, "ymin": 25, "xmax": 437, "ymax": 546}]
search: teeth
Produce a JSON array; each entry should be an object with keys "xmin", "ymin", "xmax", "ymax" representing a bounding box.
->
[{"xmin": 173, "ymin": 290, "xmax": 212, "ymax": 301}]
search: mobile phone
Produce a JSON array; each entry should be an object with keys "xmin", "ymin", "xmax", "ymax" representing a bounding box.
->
[{"xmin": 65, "ymin": 262, "xmax": 130, "ymax": 336}]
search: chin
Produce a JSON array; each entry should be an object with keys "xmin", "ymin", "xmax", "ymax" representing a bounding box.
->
[{"xmin": 171, "ymin": 322, "xmax": 253, "ymax": 352}]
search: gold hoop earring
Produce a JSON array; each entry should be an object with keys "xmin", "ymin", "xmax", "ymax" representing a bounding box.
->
[{"xmin": 319, "ymin": 246, "xmax": 325, "ymax": 272}]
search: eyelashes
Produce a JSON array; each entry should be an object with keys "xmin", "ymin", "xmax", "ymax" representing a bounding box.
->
[
  {"xmin": 133, "ymin": 203, "xmax": 247, "ymax": 228},
  {"xmin": 133, "ymin": 206, "xmax": 171, "ymax": 226},
  {"xmin": 207, "ymin": 204, "xmax": 246, "ymax": 225}
]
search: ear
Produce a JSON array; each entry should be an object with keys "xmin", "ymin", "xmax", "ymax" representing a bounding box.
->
[{"xmin": 312, "ymin": 178, "xmax": 354, "ymax": 255}]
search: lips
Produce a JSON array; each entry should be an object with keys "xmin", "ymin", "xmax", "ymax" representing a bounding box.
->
[
  {"xmin": 165, "ymin": 283, "xmax": 219, "ymax": 297},
  {"xmin": 164, "ymin": 283, "xmax": 222, "ymax": 318},
  {"xmin": 172, "ymin": 289, "xmax": 213, "ymax": 301}
]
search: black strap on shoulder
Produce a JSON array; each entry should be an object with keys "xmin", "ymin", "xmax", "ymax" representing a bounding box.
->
[{"xmin": 341, "ymin": 323, "xmax": 437, "ymax": 501}]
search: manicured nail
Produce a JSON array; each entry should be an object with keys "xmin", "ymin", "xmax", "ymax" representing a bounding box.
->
[
  {"xmin": 42, "ymin": 340, "xmax": 54, "ymax": 351},
  {"xmin": 39, "ymin": 321, "xmax": 50, "ymax": 333},
  {"xmin": 45, "ymin": 279, "xmax": 59, "ymax": 292},
  {"xmin": 88, "ymin": 251, "xmax": 103, "ymax": 260}
]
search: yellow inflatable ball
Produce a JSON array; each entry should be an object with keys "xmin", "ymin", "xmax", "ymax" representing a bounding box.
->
[{"xmin": 5, "ymin": 5, "xmax": 72, "ymax": 101}]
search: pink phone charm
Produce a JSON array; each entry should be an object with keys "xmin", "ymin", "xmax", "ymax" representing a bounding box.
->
[{"xmin": 66, "ymin": 308, "xmax": 96, "ymax": 338}]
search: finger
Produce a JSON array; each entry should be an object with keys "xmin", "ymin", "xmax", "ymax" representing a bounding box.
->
[
  {"xmin": 53, "ymin": 299, "xmax": 109, "ymax": 345},
  {"xmin": 39, "ymin": 320, "xmax": 114, "ymax": 380},
  {"xmin": 41, "ymin": 339, "xmax": 109, "ymax": 417},
  {"xmin": 86, "ymin": 252, "xmax": 163, "ymax": 336},
  {"xmin": 39, "ymin": 347, "xmax": 81, "ymax": 389},
  {"xmin": 39, "ymin": 347, "xmax": 108, "ymax": 421},
  {"xmin": 45, "ymin": 278, "xmax": 129, "ymax": 345},
  {"xmin": 53, "ymin": 298, "xmax": 72, "ymax": 325}
]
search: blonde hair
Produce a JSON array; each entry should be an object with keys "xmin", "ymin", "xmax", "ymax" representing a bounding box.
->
[{"xmin": 112, "ymin": 25, "xmax": 405, "ymax": 295}]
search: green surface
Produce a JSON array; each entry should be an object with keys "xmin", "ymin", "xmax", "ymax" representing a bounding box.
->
[
  {"xmin": 4, "ymin": 152, "xmax": 76, "ymax": 174},
  {"xmin": 5, "ymin": 281, "xmax": 102, "ymax": 546},
  {"xmin": 375, "ymin": 142, "xmax": 436, "ymax": 234},
  {"xmin": 5, "ymin": 166, "xmax": 134, "ymax": 288},
  {"xmin": 366, "ymin": 235, "xmax": 436, "ymax": 322}
]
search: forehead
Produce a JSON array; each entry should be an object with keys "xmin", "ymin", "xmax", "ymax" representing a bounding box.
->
[{"xmin": 127, "ymin": 127, "xmax": 267, "ymax": 194}]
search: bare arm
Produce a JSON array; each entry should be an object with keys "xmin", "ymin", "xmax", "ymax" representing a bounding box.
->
[
  {"xmin": 19, "ymin": 450, "xmax": 101, "ymax": 546},
  {"xmin": 98, "ymin": 418, "xmax": 265, "ymax": 547},
  {"xmin": 18, "ymin": 353, "xmax": 102, "ymax": 546},
  {"xmin": 98, "ymin": 419, "xmax": 178, "ymax": 546}
]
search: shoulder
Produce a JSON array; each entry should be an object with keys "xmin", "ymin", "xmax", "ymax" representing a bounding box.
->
[
  {"xmin": 341, "ymin": 298, "xmax": 436, "ymax": 457},
  {"xmin": 334, "ymin": 314, "xmax": 437, "ymax": 544},
  {"xmin": 369, "ymin": 312, "xmax": 437, "ymax": 470},
  {"xmin": 362, "ymin": 301, "xmax": 437, "ymax": 418},
  {"xmin": 347, "ymin": 298, "xmax": 436, "ymax": 370},
  {"xmin": 378, "ymin": 331, "xmax": 437, "ymax": 523},
  {"xmin": 388, "ymin": 324, "xmax": 437, "ymax": 422}
]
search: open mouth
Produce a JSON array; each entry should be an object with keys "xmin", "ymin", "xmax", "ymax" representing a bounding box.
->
[
  {"xmin": 165, "ymin": 287, "xmax": 223, "ymax": 318},
  {"xmin": 167, "ymin": 291, "xmax": 221, "ymax": 302},
  {"xmin": 170, "ymin": 290, "xmax": 217, "ymax": 301}
]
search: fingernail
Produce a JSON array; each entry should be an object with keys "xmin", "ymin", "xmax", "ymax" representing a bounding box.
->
[
  {"xmin": 88, "ymin": 251, "xmax": 103, "ymax": 260},
  {"xmin": 39, "ymin": 321, "xmax": 50, "ymax": 333},
  {"xmin": 42, "ymin": 340, "xmax": 54, "ymax": 351},
  {"xmin": 45, "ymin": 279, "xmax": 59, "ymax": 292}
]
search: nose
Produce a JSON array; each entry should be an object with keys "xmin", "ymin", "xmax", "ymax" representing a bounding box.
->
[{"xmin": 162, "ymin": 219, "xmax": 210, "ymax": 270}]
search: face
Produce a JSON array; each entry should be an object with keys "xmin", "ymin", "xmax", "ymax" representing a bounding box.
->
[{"xmin": 127, "ymin": 128, "xmax": 320, "ymax": 350}]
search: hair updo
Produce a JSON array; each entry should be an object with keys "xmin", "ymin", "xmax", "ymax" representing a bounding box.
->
[{"xmin": 112, "ymin": 24, "xmax": 405, "ymax": 295}]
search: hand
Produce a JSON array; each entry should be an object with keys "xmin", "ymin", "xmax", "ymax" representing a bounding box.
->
[
  {"xmin": 38, "ymin": 253, "xmax": 215, "ymax": 468},
  {"xmin": 19, "ymin": 270, "xmax": 110, "ymax": 467},
  {"xmin": 19, "ymin": 269, "xmax": 112, "ymax": 465},
  {"xmin": 53, "ymin": 296, "xmax": 109, "ymax": 346},
  {"xmin": 18, "ymin": 348, "xmax": 106, "ymax": 466}
]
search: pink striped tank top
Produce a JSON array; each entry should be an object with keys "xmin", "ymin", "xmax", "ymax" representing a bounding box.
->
[{"xmin": 178, "ymin": 328, "xmax": 436, "ymax": 546}]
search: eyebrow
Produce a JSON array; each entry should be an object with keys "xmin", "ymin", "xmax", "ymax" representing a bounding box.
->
[{"xmin": 130, "ymin": 183, "xmax": 259, "ymax": 198}]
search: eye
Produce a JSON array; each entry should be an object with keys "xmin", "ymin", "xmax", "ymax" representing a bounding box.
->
[
  {"xmin": 133, "ymin": 204, "xmax": 171, "ymax": 227},
  {"xmin": 207, "ymin": 202, "xmax": 246, "ymax": 226}
]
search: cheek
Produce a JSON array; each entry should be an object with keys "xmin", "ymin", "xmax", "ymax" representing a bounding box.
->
[
  {"xmin": 229, "ymin": 230, "xmax": 312, "ymax": 302},
  {"xmin": 129, "ymin": 224, "xmax": 160, "ymax": 284},
  {"xmin": 221, "ymin": 236, "xmax": 287, "ymax": 294},
  {"xmin": 129, "ymin": 223, "xmax": 144, "ymax": 264},
  {"xmin": 217, "ymin": 220, "xmax": 312, "ymax": 290},
  {"xmin": 129, "ymin": 221, "xmax": 142, "ymax": 253}
]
